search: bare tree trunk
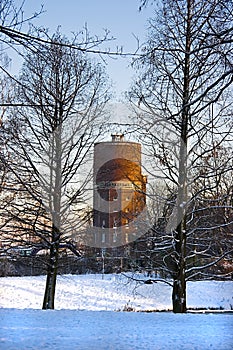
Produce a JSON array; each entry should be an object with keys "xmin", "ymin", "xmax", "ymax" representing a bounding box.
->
[
  {"xmin": 171, "ymin": 0, "xmax": 191, "ymax": 313},
  {"xmin": 43, "ymin": 122, "xmax": 62, "ymax": 310},
  {"xmin": 172, "ymin": 221, "xmax": 187, "ymax": 313},
  {"xmin": 42, "ymin": 225, "xmax": 59, "ymax": 309},
  {"xmin": 172, "ymin": 139, "xmax": 188, "ymax": 312}
]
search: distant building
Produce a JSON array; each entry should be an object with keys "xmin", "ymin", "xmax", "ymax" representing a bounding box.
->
[{"xmin": 93, "ymin": 134, "xmax": 147, "ymax": 247}]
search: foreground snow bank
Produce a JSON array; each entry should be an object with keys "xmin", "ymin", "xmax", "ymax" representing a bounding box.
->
[
  {"xmin": 0, "ymin": 309, "xmax": 233, "ymax": 350},
  {"xmin": 0, "ymin": 274, "xmax": 232, "ymax": 311}
]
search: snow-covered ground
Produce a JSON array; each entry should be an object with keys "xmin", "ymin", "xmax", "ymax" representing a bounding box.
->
[
  {"xmin": 0, "ymin": 274, "xmax": 233, "ymax": 349},
  {"xmin": 1, "ymin": 273, "xmax": 233, "ymax": 311},
  {"xmin": 1, "ymin": 309, "xmax": 233, "ymax": 350}
]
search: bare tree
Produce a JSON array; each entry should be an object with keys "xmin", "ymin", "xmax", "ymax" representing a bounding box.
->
[
  {"xmin": 1, "ymin": 1, "xmax": 42, "ymax": 244},
  {"xmin": 0, "ymin": 0, "xmax": 43, "ymax": 75},
  {"xmin": 129, "ymin": 0, "xmax": 233, "ymax": 312},
  {"xmin": 5, "ymin": 30, "xmax": 111, "ymax": 309},
  {"xmin": 187, "ymin": 144, "xmax": 233, "ymax": 277},
  {"xmin": 0, "ymin": 52, "xmax": 20, "ymax": 255}
]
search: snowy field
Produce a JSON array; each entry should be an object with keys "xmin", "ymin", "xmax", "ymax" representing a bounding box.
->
[
  {"xmin": 1, "ymin": 273, "xmax": 233, "ymax": 311},
  {"xmin": 0, "ymin": 274, "xmax": 233, "ymax": 349},
  {"xmin": 1, "ymin": 309, "xmax": 233, "ymax": 350}
]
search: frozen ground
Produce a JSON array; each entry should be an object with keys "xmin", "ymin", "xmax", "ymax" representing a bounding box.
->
[
  {"xmin": 0, "ymin": 274, "xmax": 233, "ymax": 349},
  {"xmin": 1, "ymin": 309, "xmax": 233, "ymax": 350},
  {"xmin": 0, "ymin": 273, "xmax": 233, "ymax": 311}
]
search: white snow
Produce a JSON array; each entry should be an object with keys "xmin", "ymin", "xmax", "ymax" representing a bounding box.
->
[
  {"xmin": 0, "ymin": 274, "xmax": 233, "ymax": 349},
  {"xmin": 0, "ymin": 273, "xmax": 232, "ymax": 311}
]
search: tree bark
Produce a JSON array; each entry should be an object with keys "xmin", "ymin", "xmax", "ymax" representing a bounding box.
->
[
  {"xmin": 42, "ymin": 122, "xmax": 62, "ymax": 310},
  {"xmin": 42, "ymin": 228, "xmax": 59, "ymax": 310},
  {"xmin": 172, "ymin": 221, "xmax": 187, "ymax": 313},
  {"xmin": 171, "ymin": 0, "xmax": 191, "ymax": 313}
]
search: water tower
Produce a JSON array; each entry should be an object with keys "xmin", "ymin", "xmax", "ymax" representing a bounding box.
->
[{"xmin": 93, "ymin": 134, "xmax": 147, "ymax": 247}]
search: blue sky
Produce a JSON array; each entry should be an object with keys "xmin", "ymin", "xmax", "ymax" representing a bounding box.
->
[{"xmin": 13, "ymin": 0, "xmax": 151, "ymax": 99}]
